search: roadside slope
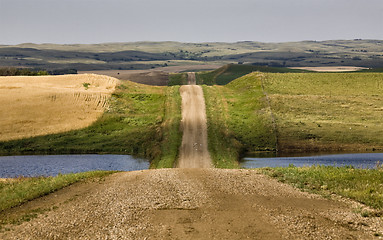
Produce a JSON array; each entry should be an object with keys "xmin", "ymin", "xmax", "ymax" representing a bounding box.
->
[{"xmin": 1, "ymin": 169, "xmax": 380, "ymax": 239}]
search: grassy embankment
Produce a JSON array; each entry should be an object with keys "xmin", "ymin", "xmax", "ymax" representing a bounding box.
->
[
  {"xmin": 202, "ymin": 73, "xmax": 276, "ymax": 168},
  {"xmin": 0, "ymin": 80, "xmax": 182, "ymax": 168},
  {"xmin": 261, "ymin": 165, "xmax": 383, "ymax": 213},
  {"xmin": 261, "ymin": 72, "xmax": 383, "ymax": 152},
  {"xmin": 167, "ymin": 73, "xmax": 188, "ymax": 86},
  {"xmin": 203, "ymin": 71, "xmax": 383, "ymax": 164}
]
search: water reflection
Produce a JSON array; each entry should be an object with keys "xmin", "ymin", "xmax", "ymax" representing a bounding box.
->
[
  {"xmin": 240, "ymin": 153, "xmax": 383, "ymax": 169},
  {"xmin": 0, "ymin": 155, "xmax": 149, "ymax": 178}
]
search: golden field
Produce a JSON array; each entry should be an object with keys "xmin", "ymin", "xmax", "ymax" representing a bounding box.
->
[{"xmin": 0, "ymin": 74, "xmax": 119, "ymax": 141}]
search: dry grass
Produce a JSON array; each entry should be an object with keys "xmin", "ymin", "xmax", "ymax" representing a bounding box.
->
[{"xmin": 0, "ymin": 74, "xmax": 119, "ymax": 141}]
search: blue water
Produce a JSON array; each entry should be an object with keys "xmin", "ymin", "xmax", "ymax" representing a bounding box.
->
[
  {"xmin": 0, "ymin": 155, "xmax": 149, "ymax": 178},
  {"xmin": 240, "ymin": 153, "xmax": 383, "ymax": 169}
]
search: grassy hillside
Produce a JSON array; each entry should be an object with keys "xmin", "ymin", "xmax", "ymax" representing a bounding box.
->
[
  {"xmin": 262, "ymin": 72, "xmax": 383, "ymax": 152},
  {"xmin": 218, "ymin": 72, "xmax": 383, "ymax": 154},
  {"xmin": 1, "ymin": 40, "xmax": 383, "ymax": 70},
  {"xmin": 203, "ymin": 71, "xmax": 383, "ymax": 164},
  {"xmin": 0, "ymin": 81, "xmax": 182, "ymax": 167},
  {"xmin": 197, "ymin": 64, "xmax": 309, "ymax": 85}
]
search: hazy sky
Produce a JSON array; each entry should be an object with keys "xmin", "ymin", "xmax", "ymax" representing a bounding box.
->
[{"xmin": 0, "ymin": 0, "xmax": 382, "ymax": 44}]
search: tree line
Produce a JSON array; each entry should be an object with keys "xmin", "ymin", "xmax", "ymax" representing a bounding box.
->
[{"xmin": 0, "ymin": 67, "xmax": 77, "ymax": 76}]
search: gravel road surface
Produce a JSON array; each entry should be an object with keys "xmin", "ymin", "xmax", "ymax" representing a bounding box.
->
[
  {"xmin": 1, "ymin": 169, "xmax": 381, "ymax": 239},
  {"xmin": 177, "ymin": 72, "xmax": 212, "ymax": 168}
]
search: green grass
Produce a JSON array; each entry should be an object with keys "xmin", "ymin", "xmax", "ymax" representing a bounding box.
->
[
  {"xmin": 196, "ymin": 64, "xmax": 309, "ymax": 85},
  {"xmin": 196, "ymin": 69, "xmax": 220, "ymax": 85},
  {"xmin": 151, "ymin": 86, "xmax": 182, "ymax": 168},
  {"xmin": 0, "ymin": 171, "xmax": 115, "ymax": 212},
  {"xmin": 261, "ymin": 165, "xmax": 383, "ymax": 211},
  {"xmin": 224, "ymin": 73, "xmax": 277, "ymax": 152},
  {"xmin": 168, "ymin": 73, "xmax": 188, "ymax": 86},
  {"xmin": 202, "ymin": 86, "xmax": 240, "ymax": 168},
  {"xmin": 0, "ymin": 81, "xmax": 179, "ymax": 163},
  {"xmin": 261, "ymin": 72, "xmax": 383, "ymax": 152},
  {"xmin": 203, "ymin": 71, "xmax": 383, "ymax": 160},
  {"xmin": 202, "ymin": 73, "xmax": 277, "ymax": 167}
]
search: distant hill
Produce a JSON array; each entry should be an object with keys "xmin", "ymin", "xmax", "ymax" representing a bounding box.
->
[
  {"xmin": 1, "ymin": 40, "xmax": 383, "ymax": 71},
  {"xmin": 196, "ymin": 64, "xmax": 310, "ymax": 85}
]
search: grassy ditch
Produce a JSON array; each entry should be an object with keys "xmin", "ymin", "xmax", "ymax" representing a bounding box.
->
[
  {"xmin": 261, "ymin": 165, "xmax": 383, "ymax": 212},
  {"xmin": 0, "ymin": 81, "xmax": 182, "ymax": 167},
  {"xmin": 261, "ymin": 72, "xmax": 383, "ymax": 152},
  {"xmin": 0, "ymin": 171, "xmax": 115, "ymax": 213}
]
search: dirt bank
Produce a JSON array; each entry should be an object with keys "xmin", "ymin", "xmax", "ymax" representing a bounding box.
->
[
  {"xmin": 0, "ymin": 74, "xmax": 119, "ymax": 141},
  {"xmin": 177, "ymin": 72, "xmax": 212, "ymax": 168},
  {"xmin": 1, "ymin": 169, "xmax": 381, "ymax": 239}
]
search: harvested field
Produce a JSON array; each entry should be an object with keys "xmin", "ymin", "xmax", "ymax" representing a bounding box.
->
[
  {"xmin": 289, "ymin": 66, "xmax": 368, "ymax": 72},
  {"xmin": 0, "ymin": 74, "xmax": 119, "ymax": 141}
]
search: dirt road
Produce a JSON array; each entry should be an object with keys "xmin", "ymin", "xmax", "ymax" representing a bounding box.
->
[
  {"xmin": 177, "ymin": 73, "xmax": 212, "ymax": 168},
  {"xmin": 187, "ymin": 72, "xmax": 197, "ymax": 85},
  {"xmin": 1, "ymin": 169, "xmax": 381, "ymax": 239}
]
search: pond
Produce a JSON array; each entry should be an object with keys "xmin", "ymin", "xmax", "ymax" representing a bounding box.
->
[
  {"xmin": 240, "ymin": 153, "xmax": 383, "ymax": 169},
  {"xmin": 0, "ymin": 155, "xmax": 149, "ymax": 178}
]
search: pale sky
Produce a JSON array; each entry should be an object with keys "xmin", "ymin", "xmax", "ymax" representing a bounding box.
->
[{"xmin": 0, "ymin": 0, "xmax": 382, "ymax": 44}]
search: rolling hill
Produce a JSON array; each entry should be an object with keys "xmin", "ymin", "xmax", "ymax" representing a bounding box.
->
[{"xmin": 1, "ymin": 40, "xmax": 383, "ymax": 71}]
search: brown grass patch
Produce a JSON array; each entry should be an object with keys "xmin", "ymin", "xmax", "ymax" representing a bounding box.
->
[{"xmin": 0, "ymin": 74, "xmax": 119, "ymax": 141}]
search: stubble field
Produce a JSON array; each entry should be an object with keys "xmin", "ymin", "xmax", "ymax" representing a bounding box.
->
[{"xmin": 0, "ymin": 74, "xmax": 119, "ymax": 141}]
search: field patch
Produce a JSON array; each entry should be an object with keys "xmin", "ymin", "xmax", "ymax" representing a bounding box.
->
[{"xmin": 0, "ymin": 74, "xmax": 119, "ymax": 141}]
